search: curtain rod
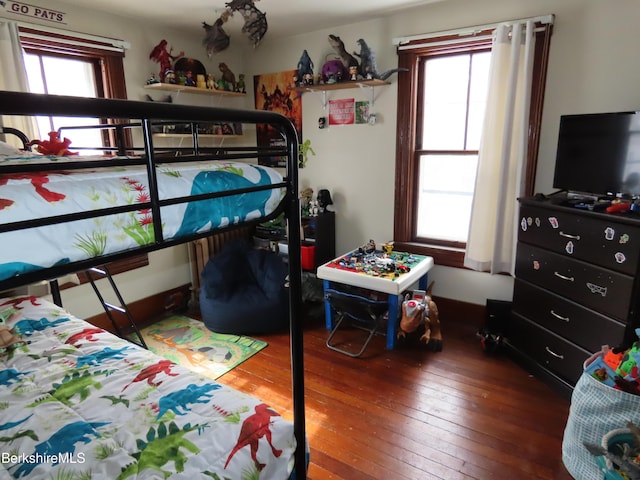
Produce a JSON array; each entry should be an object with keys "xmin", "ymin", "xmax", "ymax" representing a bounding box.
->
[
  {"xmin": 0, "ymin": 17, "xmax": 130, "ymax": 50},
  {"xmin": 392, "ymin": 14, "xmax": 554, "ymax": 46}
]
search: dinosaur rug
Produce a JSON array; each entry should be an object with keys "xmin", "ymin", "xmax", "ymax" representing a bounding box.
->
[{"xmin": 135, "ymin": 315, "xmax": 267, "ymax": 379}]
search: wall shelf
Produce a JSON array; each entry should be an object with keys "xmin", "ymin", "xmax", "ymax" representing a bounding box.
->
[
  {"xmin": 292, "ymin": 79, "xmax": 390, "ymax": 108},
  {"xmin": 144, "ymin": 83, "xmax": 245, "ymax": 97},
  {"xmin": 292, "ymin": 79, "xmax": 390, "ymax": 93}
]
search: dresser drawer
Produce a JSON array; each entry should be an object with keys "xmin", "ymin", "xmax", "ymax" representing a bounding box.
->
[
  {"xmin": 508, "ymin": 312, "xmax": 590, "ymax": 386},
  {"xmin": 515, "ymin": 243, "xmax": 633, "ymax": 321},
  {"xmin": 519, "ymin": 204, "xmax": 640, "ymax": 275},
  {"xmin": 512, "ymin": 279, "xmax": 626, "ymax": 352}
]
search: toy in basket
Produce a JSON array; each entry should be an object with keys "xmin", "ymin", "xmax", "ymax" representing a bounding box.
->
[{"xmin": 584, "ymin": 422, "xmax": 640, "ymax": 480}]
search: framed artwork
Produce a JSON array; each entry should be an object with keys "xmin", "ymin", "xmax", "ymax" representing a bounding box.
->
[{"xmin": 254, "ymin": 69, "xmax": 302, "ymax": 167}]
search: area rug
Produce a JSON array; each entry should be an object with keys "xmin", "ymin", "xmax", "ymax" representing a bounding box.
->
[{"xmin": 136, "ymin": 315, "xmax": 267, "ymax": 379}]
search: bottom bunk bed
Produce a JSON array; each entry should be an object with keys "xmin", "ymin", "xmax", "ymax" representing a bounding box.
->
[{"xmin": 0, "ymin": 294, "xmax": 298, "ymax": 479}]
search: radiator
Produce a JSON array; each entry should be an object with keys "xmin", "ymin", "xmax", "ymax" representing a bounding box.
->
[{"xmin": 188, "ymin": 226, "xmax": 254, "ymax": 304}]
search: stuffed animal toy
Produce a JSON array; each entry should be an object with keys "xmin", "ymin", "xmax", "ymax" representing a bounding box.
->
[
  {"xmin": 27, "ymin": 131, "xmax": 78, "ymax": 156},
  {"xmin": 397, "ymin": 281, "xmax": 443, "ymax": 352},
  {"xmin": 0, "ymin": 325, "xmax": 26, "ymax": 354}
]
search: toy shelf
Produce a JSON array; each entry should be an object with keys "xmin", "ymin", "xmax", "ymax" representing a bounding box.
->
[
  {"xmin": 144, "ymin": 83, "xmax": 245, "ymax": 97},
  {"xmin": 292, "ymin": 79, "xmax": 390, "ymax": 93},
  {"xmin": 293, "ymin": 79, "xmax": 390, "ymax": 108}
]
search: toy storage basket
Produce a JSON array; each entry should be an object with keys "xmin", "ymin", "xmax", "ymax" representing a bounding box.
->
[{"xmin": 562, "ymin": 350, "xmax": 640, "ymax": 480}]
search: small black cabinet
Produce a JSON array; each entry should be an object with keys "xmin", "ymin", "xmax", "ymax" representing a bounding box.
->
[{"xmin": 302, "ymin": 211, "xmax": 335, "ymax": 269}]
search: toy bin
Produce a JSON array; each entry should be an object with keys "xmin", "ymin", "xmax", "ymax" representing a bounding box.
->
[{"xmin": 301, "ymin": 244, "xmax": 315, "ymax": 270}]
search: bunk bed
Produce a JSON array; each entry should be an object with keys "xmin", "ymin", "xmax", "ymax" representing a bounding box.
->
[{"xmin": 0, "ymin": 90, "xmax": 306, "ymax": 479}]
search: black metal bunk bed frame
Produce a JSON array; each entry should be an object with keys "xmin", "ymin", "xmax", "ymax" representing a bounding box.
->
[{"xmin": 0, "ymin": 90, "xmax": 307, "ymax": 480}]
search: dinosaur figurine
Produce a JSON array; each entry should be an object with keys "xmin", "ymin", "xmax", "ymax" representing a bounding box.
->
[
  {"xmin": 328, "ymin": 34, "xmax": 359, "ymax": 72},
  {"xmin": 397, "ymin": 281, "xmax": 443, "ymax": 352},
  {"xmin": 297, "ymin": 49, "xmax": 314, "ymax": 84},
  {"xmin": 354, "ymin": 38, "xmax": 408, "ymax": 80}
]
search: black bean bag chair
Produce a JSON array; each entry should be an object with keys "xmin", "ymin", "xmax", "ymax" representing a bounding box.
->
[{"xmin": 199, "ymin": 239, "xmax": 289, "ymax": 334}]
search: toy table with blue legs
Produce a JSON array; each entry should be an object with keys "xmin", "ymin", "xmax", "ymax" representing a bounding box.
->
[{"xmin": 316, "ymin": 249, "xmax": 434, "ymax": 350}]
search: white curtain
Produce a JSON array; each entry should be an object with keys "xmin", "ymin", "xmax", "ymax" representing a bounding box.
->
[
  {"xmin": 0, "ymin": 20, "xmax": 39, "ymax": 145},
  {"xmin": 464, "ymin": 21, "xmax": 535, "ymax": 275}
]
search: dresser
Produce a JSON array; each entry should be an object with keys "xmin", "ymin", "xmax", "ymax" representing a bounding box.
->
[{"xmin": 508, "ymin": 196, "xmax": 640, "ymax": 398}]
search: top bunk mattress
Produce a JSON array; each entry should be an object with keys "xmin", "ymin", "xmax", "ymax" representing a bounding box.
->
[{"xmin": 0, "ymin": 153, "xmax": 285, "ymax": 283}]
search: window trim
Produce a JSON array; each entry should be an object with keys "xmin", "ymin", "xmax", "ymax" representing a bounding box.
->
[
  {"xmin": 393, "ymin": 24, "xmax": 553, "ymax": 268},
  {"xmin": 19, "ymin": 27, "xmax": 148, "ymax": 275}
]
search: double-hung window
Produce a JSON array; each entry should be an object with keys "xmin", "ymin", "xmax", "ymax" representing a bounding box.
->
[{"xmin": 394, "ymin": 23, "xmax": 552, "ymax": 268}]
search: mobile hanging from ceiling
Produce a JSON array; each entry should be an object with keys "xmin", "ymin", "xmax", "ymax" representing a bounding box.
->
[{"xmin": 202, "ymin": 0, "xmax": 268, "ymax": 56}]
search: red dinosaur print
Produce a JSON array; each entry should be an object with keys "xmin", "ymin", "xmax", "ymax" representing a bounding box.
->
[
  {"xmin": 65, "ymin": 327, "xmax": 104, "ymax": 347},
  {"xmin": 122, "ymin": 359, "xmax": 178, "ymax": 391},
  {"xmin": 225, "ymin": 403, "xmax": 283, "ymax": 472},
  {"xmin": 0, "ymin": 172, "xmax": 67, "ymax": 210},
  {"xmin": 0, "ymin": 296, "xmax": 41, "ymax": 309}
]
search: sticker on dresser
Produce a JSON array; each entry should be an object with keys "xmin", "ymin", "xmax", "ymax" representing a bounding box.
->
[
  {"xmin": 565, "ymin": 241, "xmax": 574, "ymax": 255},
  {"xmin": 605, "ymin": 227, "xmax": 615, "ymax": 241},
  {"xmin": 620, "ymin": 233, "xmax": 630, "ymax": 244},
  {"xmin": 586, "ymin": 282, "xmax": 607, "ymax": 297},
  {"xmin": 548, "ymin": 217, "xmax": 559, "ymax": 228},
  {"xmin": 615, "ymin": 252, "xmax": 627, "ymax": 264}
]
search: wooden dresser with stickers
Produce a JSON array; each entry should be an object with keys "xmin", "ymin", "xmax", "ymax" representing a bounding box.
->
[{"xmin": 507, "ymin": 195, "xmax": 640, "ymax": 398}]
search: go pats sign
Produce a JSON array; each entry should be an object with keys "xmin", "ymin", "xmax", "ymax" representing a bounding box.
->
[{"xmin": 0, "ymin": 1, "xmax": 67, "ymax": 24}]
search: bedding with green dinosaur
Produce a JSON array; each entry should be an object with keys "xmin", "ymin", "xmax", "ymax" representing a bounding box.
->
[{"xmin": 0, "ymin": 295, "xmax": 296, "ymax": 479}]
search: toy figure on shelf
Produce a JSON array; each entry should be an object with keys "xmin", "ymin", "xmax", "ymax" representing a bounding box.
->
[
  {"xmin": 354, "ymin": 38, "xmax": 407, "ymax": 80},
  {"xmin": 27, "ymin": 131, "xmax": 78, "ymax": 156},
  {"xmin": 206, "ymin": 73, "xmax": 217, "ymax": 89},
  {"xmin": 219, "ymin": 62, "xmax": 236, "ymax": 91},
  {"xmin": 296, "ymin": 50, "xmax": 314, "ymax": 86},
  {"xmin": 300, "ymin": 187, "xmax": 313, "ymax": 215},
  {"xmin": 317, "ymin": 189, "xmax": 333, "ymax": 212},
  {"xmin": 149, "ymin": 39, "xmax": 184, "ymax": 83},
  {"xmin": 236, "ymin": 74, "xmax": 246, "ymax": 93}
]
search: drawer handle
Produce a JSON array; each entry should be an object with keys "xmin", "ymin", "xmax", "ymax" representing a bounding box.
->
[
  {"xmin": 550, "ymin": 310, "xmax": 570, "ymax": 322},
  {"xmin": 545, "ymin": 346, "xmax": 564, "ymax": 360},
  {"xmin": 559, "ymin": 231, "xmax": 581, "ymax": 240},
  {"xmin": 553, "ymin": 271, "xmax": 575, "ymax": 282}
]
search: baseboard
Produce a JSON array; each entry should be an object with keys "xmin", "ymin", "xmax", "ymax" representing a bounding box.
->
[
  {"xmin": 85, "ymin": 284, "xmax": 191, "ymax": 334},
  {"xmin": 432, "ymin": 295, "xmax": 486, "ymax": 328}
]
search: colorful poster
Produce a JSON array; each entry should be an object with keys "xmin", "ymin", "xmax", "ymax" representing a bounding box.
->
[
  {"xmin": 328, "ymin": 98, "xmax": 355, "ymax": 125},
  {"xmin": 253, "ymin": 70, "xmax": 302, "ymax": 167},
  {"xmin": 355, "ymin": 100, "xmax": 370, "ymax": 124}
]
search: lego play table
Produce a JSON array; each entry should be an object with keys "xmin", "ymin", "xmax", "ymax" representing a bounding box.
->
[{"xmin": 316, "ymin": 248, "xmax": 434, "ymax": 349}]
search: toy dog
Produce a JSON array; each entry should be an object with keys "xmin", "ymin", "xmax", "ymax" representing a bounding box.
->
[{"xmin": 398, "ymin": 282, "xmax": 443, "ymax": 352}]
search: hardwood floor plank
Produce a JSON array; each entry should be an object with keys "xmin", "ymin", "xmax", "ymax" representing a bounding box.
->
[{"xmin": 213, "ymin": 307, "xmax": 574, "ymax": 480}]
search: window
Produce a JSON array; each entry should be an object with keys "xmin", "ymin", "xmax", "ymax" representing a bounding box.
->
[
  {"xmin": 19, "ymin": 27, "xmax": 148, "ymax": 274},
  {"xmin": 394, "ymin": 23, "xmax": 552, "ymax": 268}
]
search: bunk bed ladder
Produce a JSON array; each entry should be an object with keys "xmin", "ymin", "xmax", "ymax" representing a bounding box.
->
[{"xmin": 84, "ymin": 266, "xmax": 148, "ymax": 349}]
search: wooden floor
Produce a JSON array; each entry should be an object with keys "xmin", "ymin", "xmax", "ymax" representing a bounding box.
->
[{"xmin": 216, "ymin": 305, "xmax": 575, "ymax": 480}]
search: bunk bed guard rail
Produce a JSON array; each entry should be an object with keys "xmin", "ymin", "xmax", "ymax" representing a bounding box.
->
[{"xmin": 0, "ymin": 90, "xmax": 307, "ymax": 480}]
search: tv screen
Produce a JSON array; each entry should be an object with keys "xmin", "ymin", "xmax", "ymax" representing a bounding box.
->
[{"xmin": 553, "ymin": 111, "xmax": 640, "ymax": 198}]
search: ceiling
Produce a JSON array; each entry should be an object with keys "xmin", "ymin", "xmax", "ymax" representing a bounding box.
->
[{"xmin": 59, "ymin": 0, "xmax": 445, "ymax": 39}]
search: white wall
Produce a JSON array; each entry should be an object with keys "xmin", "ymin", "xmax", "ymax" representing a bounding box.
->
[{"xmin": 6, "ymin": 0, "xmax": 640, "ymax": 313}]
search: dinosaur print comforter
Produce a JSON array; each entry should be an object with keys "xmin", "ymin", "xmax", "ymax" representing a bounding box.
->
[
  {"xmin": 0, "ymin": 155, "xmax": 285, "ymax": 282},
  {"xmin": 0, "ymin": 295, "xmax": 296, "ymax": 479}
]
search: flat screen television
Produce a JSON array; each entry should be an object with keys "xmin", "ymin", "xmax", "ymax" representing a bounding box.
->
[{"xmin": 553, "ymin": 111, "xmax": 640, "ymax": 198}]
